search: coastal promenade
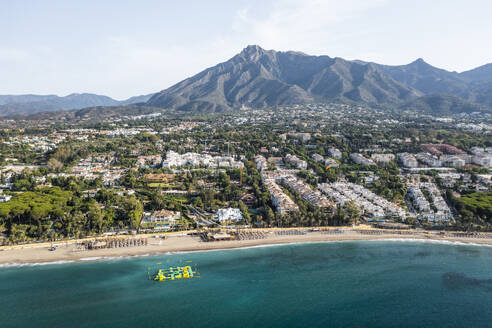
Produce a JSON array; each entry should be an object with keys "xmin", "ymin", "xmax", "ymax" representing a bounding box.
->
[{"xmin": 2, "ymin": 227, "xmax": 492, "ymax": 265}]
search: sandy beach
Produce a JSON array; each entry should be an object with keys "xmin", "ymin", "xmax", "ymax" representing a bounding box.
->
[{"xmin": 1, "ymin": 228, "xmax": 492, "ymax": 266}]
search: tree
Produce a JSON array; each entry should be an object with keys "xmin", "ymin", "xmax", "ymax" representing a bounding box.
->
[
  {"xmin": 264, "ymin": 206, "xmax": 275, "ymax": 225},
  {"xmin": 86, "ymin": 201, "xmax": 104, "ymax": 233},
  {"xmin": 52, "ymin": 144, "xmax": 74, "ymax": 164},
  {"xmin": 346, "ymin": 201, "xmax": 360, "ymax": 226},
  {"xmin": 123, "ymin": 196, "xmax": 144, "ymax": 230},
  {"xmin": 218, "ymin": 171, "xmax": 230, "ymax": 188},
  {"xmin": 121, "ymin": 171, "xmax": 137, "ymax": 188},
  {"xmin": 47, "ymin": 158, "xmax": 63, "ymax": 171},
  {"xmin": 193, "ymin": 196, "xmax": 204, "ymax": 209},
  {"xmin": 238, "ymin": 200, "xmax": 251, "ymax": 223}
]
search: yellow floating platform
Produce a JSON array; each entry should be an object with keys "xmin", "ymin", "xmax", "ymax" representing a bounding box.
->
[{"xmin": 153, "ymin": 265, "xmax": 199, "ymax": 281}]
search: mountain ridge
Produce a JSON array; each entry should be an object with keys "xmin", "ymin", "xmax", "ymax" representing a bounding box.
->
[
  {"xmin": 2, "ymin": 45, "xmax": 491, "ymax": 117},
  {"xmin": 0, "ymin": 92, "xmax": 154, "ymax": 116},
  {"xmin": 147, "ymin": 45, "xmax": 491, "ymax": 113}
]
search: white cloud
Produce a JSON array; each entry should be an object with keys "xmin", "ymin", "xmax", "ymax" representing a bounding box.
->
[{"xmin": 232, "ymin": 0, "xmax": 388, "ymax": 52}]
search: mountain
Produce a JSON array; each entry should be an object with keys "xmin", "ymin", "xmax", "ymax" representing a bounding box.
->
[
  {"xmin": 400, "ymin": 94, "xmax": 489, "ymax": 115},
  {"xmin": 0, "ymin": 94, "xmax": 59, "ymax": 106},
  {"xmin": 459, "ymin": 64, "xmax": 492, "ymax": 107},
  {"xmin": 147, "ymin": 45, "xmax": 418, "ymax": 112},
  {"xmin": 72, "ymin": 104, "xmax": 163, "ymax": 122},
  {"xmin": 470, "ymin": 84, "xmax": 492, "ymax": 108},
  {"xmin": 377, "ymin": 58, "xmax": 470, "ymax": 98},
  {"xmin": 0, "ymin": 93, "xmax": 154, "ymax": 116},
  {"xmin": 460, "ymin": 63, "xmax": 492, "ymax": 83},
  {"xmin": 2, "ymin": 104, "xmax": 165, "ymax": 123},
  {"xmin": 118, "ymin": 94, "xmax": 154, "ymax": 105},
  {"xmin": 147, "ymin": 45, "xmax": 491, "ymax": 114},
  {"xmin": 4, "ymin": 46, "xmax": 491, "ymax": 118}
]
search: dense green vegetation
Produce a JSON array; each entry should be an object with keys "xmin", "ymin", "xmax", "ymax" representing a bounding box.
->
[
  {"xmin": 455, "ymin": 192, "xmax": 492, "ymax": 224},
  {"xmin": 0, "ymin": 187, "xmax": 143, "ymax": 244}
]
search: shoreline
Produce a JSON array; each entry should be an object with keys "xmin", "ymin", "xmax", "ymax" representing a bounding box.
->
[{"xmin": 2, "ymin": 229, "xmax": 492, "ymax": 266}]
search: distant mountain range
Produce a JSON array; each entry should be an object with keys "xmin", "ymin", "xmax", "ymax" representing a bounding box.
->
[
  {"xmin": 147, "ymin": 45, "xmax": 492, "ymax": 114},
  {"xmin": 0, "ymin": 93, "xmax": 153, "ymax": 116},
  {"xmin": 2, "ymin": 45, "xmax": 491, "ymax": 118}
]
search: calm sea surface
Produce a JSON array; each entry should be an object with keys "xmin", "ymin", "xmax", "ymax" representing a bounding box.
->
[{"xmin": 2, "ymin": 241, "xmax": 492, "ymax": 328}]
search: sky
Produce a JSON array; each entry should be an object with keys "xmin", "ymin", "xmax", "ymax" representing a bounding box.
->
[{"xmin": 1, "ymin": 0, "xmax": 491, "ymax": 99}]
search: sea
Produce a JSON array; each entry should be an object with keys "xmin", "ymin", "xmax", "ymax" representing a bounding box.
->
[{"xmin": 1, "ymin": 240, "xmax": 492, "ymax": 328}]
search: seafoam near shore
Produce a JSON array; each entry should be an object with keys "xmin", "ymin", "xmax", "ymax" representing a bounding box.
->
[{"xmin": 2, "ymin": 230, "xmax": 492, "ymax": 267}]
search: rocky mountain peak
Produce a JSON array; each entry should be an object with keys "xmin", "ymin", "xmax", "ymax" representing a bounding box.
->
[{"xmin": 238, "ymin": 45, "xmax": 270, "ymax": 61}]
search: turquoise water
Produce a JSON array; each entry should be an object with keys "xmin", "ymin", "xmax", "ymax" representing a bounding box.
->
[{"xmin": 2, "ymin": 241, "xmax": 492, "ymax": 327}]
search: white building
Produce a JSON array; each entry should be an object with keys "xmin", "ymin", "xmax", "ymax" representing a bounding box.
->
[
  {"xmin": 473, "ymin": 155, "xmax": 492, "ymax": 168},
  {"xmin": 215, "ymin": 208, "xmax": 243, "ymax": 223},
  {"xmin": 324, "ymin": 158, "xmax": 339, "ymax": 167},
  {"xmin": 254, "ymin": 155, "xmax": 268, "ymax": 171},
  {"xmin": 162, "ymin": 150, "xmax": 243, "ymax": 169},
  {"xmin": 143, "ymin": 210, "xmax": 181, "ymax": 223},
  {"xmin": 398, "ymin": 153, "xmax": 418, "ymax": 168},
  {"xmin": 311, "ymin": 153, "xmax": 324, "ymax": 163},
  {"xmin": 415, "ymin": 153, "xmax": 442, "ymax": 167},
  {"xmin": 280, "ymin": 175, "xmax": 332, "ymax": 208},
  {"xmin": 371, "ymin": 153, "xmax": 395, "ymax": 164},
  {"xmin": 284, "ymin": 154, "xmax": 307, "ymax": 170},
  {"xmin": 407, "ymin": 184, "xmax": 431, "ymax": 213},
  {"xmin": 350, "ymin": 153, "xmax": 375, "ymax": 166},
  {"xmin": 437, "ymin": 172, "xmax": 462, "ymax": 187},
  {"xmin": 136, "ymin": 155, "xmax": 162, "ymax": 168},
  {"xmin": 328, "ymin": 147, "xmax": 342, "ymax": 159},
  {"xmin": 287, "ymin": 132, "xmax": 311, "ymax": 142},
  {"xmin": 319, "ymin": 182, "xmax": 407, "ymax": 218},
  {"xmin": 264, "ymin": 180, "xmax": 299, "ymax": 215},
  {"xmin": 407, "ymin": 183, "xmax": 452, "ymax": 222},
  {"xmin": 0, "ymin": 194, "xmax": 12, "ymax": 202},
  {"xmin": 142, "ymin": 210, "xmax": 181, "ymax": 231},
  {"xmin": 440, "ymin": 155, "xmax": 465, "ymax": 168},
  {"xmin": 470, "ymin": 147, "xmax": 486, "ymax": 155}
]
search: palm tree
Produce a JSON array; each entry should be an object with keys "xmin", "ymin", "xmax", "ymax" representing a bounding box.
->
[{"xmin": 346, "ymin": 201, "xmax": 360, "ymax": 227}]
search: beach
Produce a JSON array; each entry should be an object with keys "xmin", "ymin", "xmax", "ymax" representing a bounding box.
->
[
  {"xmin": 4, "ymin": 239, "xmax": 492, "ymax": 327},
  {"xmin": 2, "ymin": 228, "xmax": 492, "ymax": 265}
]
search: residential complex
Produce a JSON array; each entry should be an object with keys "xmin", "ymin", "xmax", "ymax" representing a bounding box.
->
[
  {"xmin": 279, "ymin": 175, "xmax": 332, "ymax": 208},
  {"xmin": 319, "ymin": 182, "xmax": 407, "ymax": 219},
  {"xmin": 162, "ymin": 150, "xmax": 244, "ymax": 169},
  {"xmin": 284, "ymin": 154, "xmax": 307, "ymax": 170},
  {"xmin": 328, "ymin": 147, "xmax": 342, "ymax": 159},
  {"xmin": 254, "ymin": 155, "xmax": 268, "ymax": 171},
  {"xmin": 350, "ymin": 153, "xmax": 375, "ymax": 166},
  {"xmin": 312, "ymin": 153, "xmax": 339, "ymax": 167},
  {"xmin": 371, "ymin": 153, "xmax": 395, "ymax": 164},
  {"xmin": 263, "ymin": 179, "xmax": 299, "ymax": 215},
  {"xmin": 398, "ymin": 153, "xmax": 418, "ymax": 168},
  {"xmin": 407, "ymin": 183, "xmax": 452, "ymax": 222},
  {"xmin": 415, "ymin": 153, "xmax": 442, "ymax": 167}
]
